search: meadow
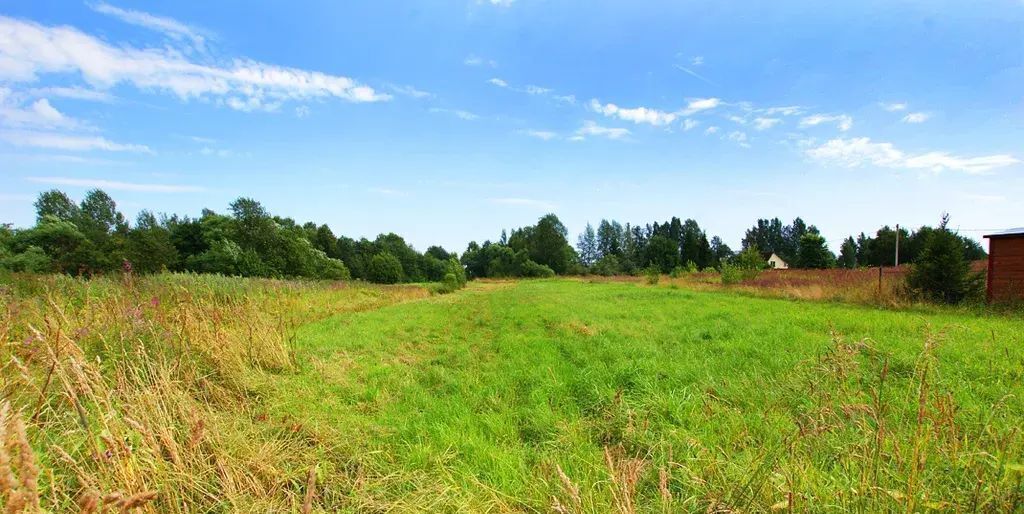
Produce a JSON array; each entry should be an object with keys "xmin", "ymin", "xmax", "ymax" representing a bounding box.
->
[{"xmin": 2, "ymin": 273, "xmax": 1023, "ymax": 512}]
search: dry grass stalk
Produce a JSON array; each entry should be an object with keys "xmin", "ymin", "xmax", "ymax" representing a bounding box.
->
[
  {"xmin": 1, "ymin": 401, "xmax": 40, "ymax": 513},
  {"xmin": 302, "ymin": 465, "xmax": 317, "ymax": 514}
]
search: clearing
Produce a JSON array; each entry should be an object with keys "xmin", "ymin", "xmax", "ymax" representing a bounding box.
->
[{"xmin": 262, "ymin": 279, "xmax": 1023, "ymax": 511}]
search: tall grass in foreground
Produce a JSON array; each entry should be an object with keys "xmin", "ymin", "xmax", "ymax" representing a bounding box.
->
[{"xmin": 0, "ymin": 272, "xmax": 427, "ymax": 512}]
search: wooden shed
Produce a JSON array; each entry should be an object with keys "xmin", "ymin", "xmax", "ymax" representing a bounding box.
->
[{"xmin": 984, "ymin": 228, "xmax": 1024, "ymax": 302}]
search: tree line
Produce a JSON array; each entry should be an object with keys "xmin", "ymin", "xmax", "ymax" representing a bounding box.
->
[{"xmin": 1, "ymin": 189, "xmax": 987, "ymax": 287}]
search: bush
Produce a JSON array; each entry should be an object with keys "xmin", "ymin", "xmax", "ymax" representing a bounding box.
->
[
  {"xmin": 519, "ymin": 260, "xmax": 556, "ymax": 278},
  {"xmin": 722, "ymin": 246, "xmax": 766, "ymax": 285},
  {"xmin": 0, "ymin": 246, "xmax": 52, "ymax": 273},
  {"xmin": 432, "ymin": 258, "xmax": 468, "ymax": 294},
  {"xmin": 669, "ymin": 266, "xmax": 685, "ymax": 278},
  {"xmin": 368, "ymin": 252, "xmax": 403, "ymax": 284},
  {"xmin": 644, "ymin": 266, "xmax": 660, "ymax": 285},
  {"xmin": 906, "ymin": 216, "xmax": 983, "ymax": 304},
  {"xmin": 684, "ymin": 260, "xmax": 698, "ymax": 273}
]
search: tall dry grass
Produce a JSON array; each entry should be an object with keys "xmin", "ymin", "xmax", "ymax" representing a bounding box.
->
[{"xmin": 0, "ymin": 272, "xmax": 427, "ymax": 512}]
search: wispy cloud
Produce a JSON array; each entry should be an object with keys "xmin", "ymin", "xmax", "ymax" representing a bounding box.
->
[
  {"xmin": 27, "ymin": 176, "xmax": 203, "ymax": 192},
  {"xmin": 589, "ymin": 99, "xmax": 677, "ymax": 126},
  {"xmin": 0, "ymin": 92, "xmax": 89, "ymax": 130},
  {"xmin": 673, "ymin": 64, "xmax": 715, "ymax": 85},
  {"xmin": 704, "ymin": 126, "xmax": 719, "ymax": 135},
  {"xmin": 799, "ymin": 113, "xmax": 853, "ymax": 131},
  {"xmin": 0, "ymin": 16, "xmax": 390, "ymax": 113},
  {"xmin": 0, "ymin": 130, "xmax": 151, "ymax": 152},
  {"xmin": 88, "ymin": 2, "xmax": 208, "ymax": 50},
  {"xmin": 682, "ymin": 97, "xmax": 721, "ymax": 115},
  {"xmin": 574, "ymin": 121, "xmax": 630, "ymax": 140},
  {"xmin": 753, "ymin": 117, "xmax": 781, "ymax": 130},
  {"xmin": 681, "ymin": 119, "xmax": 700, "ymax": 131},
  {"xmin": 518, "ymin": 129, "xmax": 558, "ymax": 140},
  {"xmin": 487, "ymin": 77, "xmax": 509, "ymax": 88},
  {"xmin": 902, "ymin": 112, "xmax": 930, "ymax": 123},
  {"xmin": 428, "ymin": 107, "xmax": 479, "ymax": 120},
  {"xmin": 806, "ymin": 137, "xmax": 1020, "ymax": 174},
  {"xmin": 880, "ymin": 102, "xmax": 907, "ymax": 112},
  {"xmin": 727, "ymin": 131, "xmax": 750, "ymax": 148},
  {"xmin": 28, "ymin": 86, "xmax": 113, "ymax": 102},
  {"xmin": 294, "ymin": 105, "xmax": 310, "ymax": 118},
  {"xmin": 464, "ymin": 54, "xmax": 497, "ymax": 68},
  {"xmin": 385, "ymin": 84, "xmax": 432, "ymax": 99}
]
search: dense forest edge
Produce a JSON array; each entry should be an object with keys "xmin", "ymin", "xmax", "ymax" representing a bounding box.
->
[{"xmin": 1, "ymin": 189, "xmax": 989, "ymax": 303}]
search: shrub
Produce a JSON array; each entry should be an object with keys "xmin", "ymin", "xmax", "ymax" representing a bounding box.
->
[
  {"xmin": 519, "ymin": 260, "xmax": 555, "ymax": 278},
  {"xmin": 0, "ymin": 245, "xmax": 52, "ymax": 273},
  {"xmin": 722, "ymin": 246, "xmax": 766, "ymax": 285},
  {"xmin": 644, "ymin": 266, "xmax": 660, "ymax": 285},
  {"xmin": 669, "ymin": 266, "xmax": 685, "ymax": 278},
  {"xmin": 368, "ymin": 252, "xmax": 403, "ymax": 284},
  {"xmin": 684, "ymin": 260, "xmax": 699, "ymax": 273}
]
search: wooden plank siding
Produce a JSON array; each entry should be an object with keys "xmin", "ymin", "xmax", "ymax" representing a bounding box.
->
[{"xmin": 987, "ymin": 237, "xmax": 1024, "ymax": 302}]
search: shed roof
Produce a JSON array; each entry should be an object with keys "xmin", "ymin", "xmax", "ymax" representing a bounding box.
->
[{"xmin": 984, "ymin": 228, "xmax": 1024, "ymax": 239}]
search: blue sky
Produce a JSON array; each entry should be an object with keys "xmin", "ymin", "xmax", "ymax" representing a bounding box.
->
[{"xmin": 1, "ymin": 0, "xmax": 1021, "ymax": 252}]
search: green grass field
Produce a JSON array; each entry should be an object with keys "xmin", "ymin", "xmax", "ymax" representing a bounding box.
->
[
  {"xmin": 3, "ymin": 275, "xmax": 1023, "ymax": 512},
  {"xmin": 260, "ymin": 279, "xmax": 1023, "ymax": 512}
]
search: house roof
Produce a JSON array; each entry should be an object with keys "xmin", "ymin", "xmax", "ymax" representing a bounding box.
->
[
  {"xmin": 984, "ymin": 228, "xmax": 1024, "ymax": 239},
  {"xmin": 768, "ymin": 253, "xmax": 787, "ymax": 262}
]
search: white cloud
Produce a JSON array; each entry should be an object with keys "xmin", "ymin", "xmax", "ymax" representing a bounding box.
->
[
  {"xmin": 487, "ymin": 77, "xmax": 509, "ymax": 88},
  {"xmin": 386, "ymin": 83, "xmax": 432, "ymax": 99},
  {"xmin": 28, "ymin": 86, "xmax": 113, "ymax": 102},
  {"xmin": 761, "ymin": 105, "xmax": 803, "ymax": 116},
  {"xmin": 27, "ymin": 176, "xmax": 202, "ymax": 192},
  {"xmin": 0, "ymin": 92, "xmax": 87, "ymax": 130},
  {"xmin": 589, "ymin": 99, "xmax": 676, "ymax": 126},
  {"xmin": 691, "ymin": 56, "xmax": 704, "ymax": 66},
  {"xmin": 902, "ymin": 112, "xmax": 930, "ymax": 123},
  {"xmin": 682, "ymin": 97, "xmax": 721, "ymax": 115},
  {"xmin": 0, "ymin": 129, "xmax": 150, "ymax": 152},
  {"xmin": 880, "ymin": 102, "xmax": 907, "ymax": 112},
  {"xmin": 88, "ymin": 2, "xmax": 208, "ymax": 50},
  {"xmin": 704, "ymin": 126, "xmax": 719, "ymax": 135},
  {"xmin": 0, "ymin": 16, "xmax": 389, "ymax": 112},
  {"xmin": 464, "ymin": 55, "xmax": 497, "ymax": 68},
  {"xmin": 799, "ymin": 113, "xmax": 853, "ymax": 131},
  {"xmin": 294, "ymin": 105, "xmax": 310, "ymax": 118},
  {"xmin": 753, "ymin": 117, "xmax": 781, "ymax": 130},
  {"xmin": 429, "ymin": 107, "xmax": 479, "ymax": 120},
  {"xmin": 552, "ymin": 94, "xmax": 576, "ymax": 105},
  {"xmin": 519, "ymin": 129, "xmax": 558, "ymax": 140},
  {"xmin": 575, "ymin": 121, "xmax": 630, "ymax": 140},
  {"xmin": 727, "ymin": 131, "xmax": 750, "ymax": 148},
  {"xmin": 523, "ymin": 85, "xmax": 551, "ymax": 95},
  {"xmin": 681, "ymin": 119, "xmax": 699, "ymax": 131},
  {"xmin": 483, "ymin": 0, "xmax": 516, "ymax": 6},
  {"xmin": 805, "ymin": 137, "xmax": 1020, "ymax": 175}
]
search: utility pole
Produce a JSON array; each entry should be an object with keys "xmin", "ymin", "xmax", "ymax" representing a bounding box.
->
[{"xmin": 895, "ymin": 223, "xmax": 900, "ymax": 267}]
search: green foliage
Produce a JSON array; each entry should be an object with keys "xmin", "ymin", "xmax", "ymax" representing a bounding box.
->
[
  {"xmin": 592, "ymin": 254, "xmax": 621, "ymax": 276},
  {"xmin": 126, "ymin": 211, "xmax": 178, "ymax": 273},
  {"xmin": 722, "ymin": 246, "xmax": 766, "ymax": 285},
  {"xmin": 838, "ymin": 236, "xmax": 858, "ymax": 268},
  {"xmin": 0, "ymin": 245, "xmax": 52, "ymax": 272},
  {"xmin": 644, "ymin": 266, "xmax": 660, "ymax": 285},
  {"xmin": 669, "ymin": 266, "xmax": 685, "ymax": 278},
  {"xmin": 796, "ymin": 233, "xmax": 835, "ymax": 269},
  {"xmin": 518, "ymin": 259, "xmax": 555, "ymax": 278},
  {"xmin": 368, "ymin": 252, "xmax": 404, "ymax": 284},
  {"xmin": 906, "ymin": 216, "xmax": 983, "ymax": 304},
  {"xmin": 432, "ymin": 258, "xmax": 469, "ymax": 294}
]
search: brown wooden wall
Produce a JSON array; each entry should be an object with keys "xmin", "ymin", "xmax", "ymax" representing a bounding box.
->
[{"xmin": 988, "ymin": 237, "xmax": 1024, "ymax": 302}]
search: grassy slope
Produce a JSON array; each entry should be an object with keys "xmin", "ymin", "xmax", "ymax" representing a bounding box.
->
[{"xmin": 266, "ymin": 279, "xmax": 1024, "ymax": 512}]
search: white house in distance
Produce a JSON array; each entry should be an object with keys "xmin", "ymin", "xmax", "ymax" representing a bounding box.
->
[{"xmin": 767, "ymin": 253, "xmax": 789, "ymax": 269}]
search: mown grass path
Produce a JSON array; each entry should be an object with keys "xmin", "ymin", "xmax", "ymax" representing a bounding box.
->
[{"xmin": 266, "ymin": 279, "xmax": 1024, "ymax": 512}]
